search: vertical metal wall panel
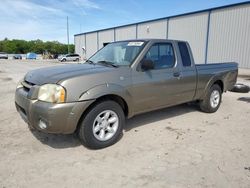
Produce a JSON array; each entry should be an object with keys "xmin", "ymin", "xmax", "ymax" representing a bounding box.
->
[
  {"xmin": 86, "ymin": 32, "xmax": 98, "ymax": 58},
  {"xmin": 137, "ymin": 20, "xmax": 167, "ymax": 39},
  {"xmin": 98, "ymin": 29, "xmax": 115, "ymax": 49},
  {"xmin": 207, "ymin": 5, "xmax": 250, "ymax": 68},
  {"xmin": 115, "ymin": 25, "xmax": 136, "ymax": 40},
  {"xmin": 74, "ymin": 36, "xmax": 76, "ymax": 53},
  {"xmin": 74, "ymin": 3, "xmax": 250, "ymax": 68},
  {"xmin": 74, "ymin": 35, "xmax": 85, "ymax": 58},
  {"xmin": 168, "ymin": 12, "xmax": 209, "ymax": 64}
]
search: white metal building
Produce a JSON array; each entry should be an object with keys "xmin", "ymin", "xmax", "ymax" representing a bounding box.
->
[{"xmin": 74, "ymin": 2, "xmax": 250, "ymax": 68}]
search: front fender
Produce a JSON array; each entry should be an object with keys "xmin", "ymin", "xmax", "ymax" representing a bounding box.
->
[{"xmin": 79, "ymin": 84, "xmax": 133, "ymax": 117}]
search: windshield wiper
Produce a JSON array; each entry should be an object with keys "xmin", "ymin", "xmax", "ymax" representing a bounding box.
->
[
  {"xmin": 85, "ymin": 59, "xmax": 95, "ymax": 64},
  {"xmin": 96, "ymin": 60, "xmax": 118, "ymax": 68}
]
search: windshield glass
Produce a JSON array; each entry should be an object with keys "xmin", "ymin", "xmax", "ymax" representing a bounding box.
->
[{"xmin": 88, "ymin": 41, "xmax": 145, "ymax": 66}]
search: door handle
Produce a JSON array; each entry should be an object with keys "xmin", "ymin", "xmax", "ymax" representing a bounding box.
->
[{"xmin": 173, "ymin": 72, "xmax": 181, "ymax": 79}]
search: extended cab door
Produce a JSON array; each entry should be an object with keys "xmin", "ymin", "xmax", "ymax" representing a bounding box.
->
[
  {"xmin": 131, "ymin": 42, "xmax": 183, "ymax": 113},
  {"xmin": 175, "ymin": 41, "xmax": 197, "ymax": 103}
]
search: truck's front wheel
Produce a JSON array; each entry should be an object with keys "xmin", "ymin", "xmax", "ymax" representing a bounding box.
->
[
  {"xmin": 78, "ymin": 101, "xmax": 125, "ymax": 149},
  {"xmin": 199, "ymin": 84, "xmax": 222, "ymax": 113}
]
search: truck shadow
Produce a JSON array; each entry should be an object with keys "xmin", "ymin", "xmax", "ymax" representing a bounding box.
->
[
  {"xmin": 31, "ymin": 103, "xmax": 198, "ymax": 149},
  {"xmin": 238, "ymin": 97, "xmax": 250, "ymax": 103},
  {"xmin": 125, "ymin": 103, "xmax": 198, "ymax": 131},
  {"xmin": 31, "ymin": 130, "xmax": 81, "ymax": 149}
]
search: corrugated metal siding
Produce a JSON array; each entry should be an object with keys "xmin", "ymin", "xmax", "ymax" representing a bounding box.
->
[
  {"xmin": 74, "ymin": 35, "xmax": 79, "ymax": 54},
  {"xmin": 98, "ymin": 29, "xmax": 115, "ymax": 49},
  {"xmin": 74, "ymin": 34, "xmax": 86, "ymax": 58},
  {"xmin": 86, "ymin": 32, "xmax": 98, "ymax": 58},
  {"xmin": 207, "ymin": 4, "xmax": 250, "ymax": 68},
  {"xmin": 168, "ymin": 12, "xmax": 209, "ymax": 64},
  {"xmin": 74, "ymin": 3, "xmax": 250, "ymax": 68},
  {"xmin": 137, "ymin": 20, "xmax": 167, "ymax": 39},
  {"xmin": 115, "ymin": 25, "xmax": 136, "ymax": 40}
]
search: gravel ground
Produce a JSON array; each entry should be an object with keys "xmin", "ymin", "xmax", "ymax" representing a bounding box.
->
[{"xmin": 0, "ymin": 60, "xmax": 250, "ymax": 188}]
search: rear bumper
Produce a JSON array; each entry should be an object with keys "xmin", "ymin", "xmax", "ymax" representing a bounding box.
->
[{"xmin": 15, "ymin": 87, "xmax": 93, "ymax": 134}]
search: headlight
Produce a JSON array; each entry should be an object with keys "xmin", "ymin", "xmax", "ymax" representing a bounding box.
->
[{"xmin": 38, "ymin": 84, "xmax": 66, "ymax": 103}]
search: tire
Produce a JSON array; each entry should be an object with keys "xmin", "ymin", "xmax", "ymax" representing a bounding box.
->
[
  {"xmin": 199, "ymin": 84, "xmax": 222, "ymax": 113},
  {"xmin": 78, "ymin": 100, "xmax": 125, "ymax": 149},
  {"xmin": 61, "ymin": 58, "xmax": 66, "ymax": 62},
  {"xmin": 230, "ymin": 83, "xmax": 249, "ymax": 93}
]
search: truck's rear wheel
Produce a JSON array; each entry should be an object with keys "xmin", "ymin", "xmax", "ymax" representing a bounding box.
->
[
  {"xmin": 199, "ymin": 84, "xmax": 222, "ymax": 113},
  {"xmin": 78, "ymin": 100, "xmax": 124, "ymax": 149}
]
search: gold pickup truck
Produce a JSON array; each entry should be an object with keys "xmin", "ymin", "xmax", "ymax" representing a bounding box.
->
[{"xmin": 15, "ymin": 39, "xmax": 238, "ymax": 149}]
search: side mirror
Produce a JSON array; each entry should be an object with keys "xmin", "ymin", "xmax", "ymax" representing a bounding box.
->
[{"xmin": 141, "ymin": 59, "xmax": 154, "ymax": 71}]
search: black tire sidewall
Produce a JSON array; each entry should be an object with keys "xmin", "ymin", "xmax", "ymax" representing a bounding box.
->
[
  {"xmin": 207, "ymin": 84, "xmax": 222, "ymax": 112},
  {"xmin": 79, "ymin": 101, "xmax": 125, "ymax": 149},
  {"xmin": 200, "ymin": 84, "xmax": 222, "ymax": 113},
  {"xmin": 231, "ymin": 84, "xmax": 249, "ymax": 93}
]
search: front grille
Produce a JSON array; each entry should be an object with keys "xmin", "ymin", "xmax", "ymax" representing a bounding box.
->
[
  {"xmin": 22, "ymin": 80, "xmax": 35, "ymax": 92},
  {"xmin": 15, "ymin": 103, "xmax": 28, "ymax": 123},
  {"xmin": 19, "ymin": 105, "xmax": 26, "ymax": 116}
]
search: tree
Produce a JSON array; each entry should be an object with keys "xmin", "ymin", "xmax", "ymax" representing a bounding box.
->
[{"xmin": 0, "ymin": 38, "xmax": 74, "ymax": 54}]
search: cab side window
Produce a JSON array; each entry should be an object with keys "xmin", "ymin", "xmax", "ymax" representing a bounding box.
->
[
  {"xmin": 178, "ymin": 42, "xmax": 192, "ymax": 67},
  {"xmin": 144, "ymin": 43, "xmax": 175, "ymax": 69}
]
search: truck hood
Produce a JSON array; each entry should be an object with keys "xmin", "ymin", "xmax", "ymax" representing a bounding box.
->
[{"xmin": 24, "ymin": 63, "xmax": 112, "ymax": 85}]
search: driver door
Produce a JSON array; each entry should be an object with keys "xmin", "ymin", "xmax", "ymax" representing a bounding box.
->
[{"xmin": 131, "ymin": 42, "xmax": 181, "ymax": 114}]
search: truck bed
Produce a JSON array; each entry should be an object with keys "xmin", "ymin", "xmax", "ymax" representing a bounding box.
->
[{"xmin": 195, "ymin": 62, "xmax": 238, "ymax": 99}]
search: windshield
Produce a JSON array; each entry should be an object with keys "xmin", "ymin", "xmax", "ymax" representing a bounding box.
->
[{"xmin": 88, "ymin": 41, "xmax": 146, "ymax": 66}]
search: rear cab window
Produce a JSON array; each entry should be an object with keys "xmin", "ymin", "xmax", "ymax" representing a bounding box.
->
[{"xmin": 178, "ymin": 42, "xmax": 192, "ymax": 67}]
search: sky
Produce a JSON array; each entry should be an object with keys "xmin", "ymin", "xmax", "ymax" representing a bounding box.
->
[{"xmin": 0, "ymin": 0, "xmax": 248, "ymax": 44}]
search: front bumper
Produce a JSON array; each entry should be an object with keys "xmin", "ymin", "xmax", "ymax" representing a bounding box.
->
[{"xmin": 15, "ymin": 87, "xmax": 93, "ymax": 134}]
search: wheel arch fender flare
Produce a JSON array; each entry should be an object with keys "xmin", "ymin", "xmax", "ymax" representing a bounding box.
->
[
  {"xmin": 201, "ymin": 75, "xmax": 224, "ymax": 100},
  {"xmin": 78, "ymin": 83, "xmax": 133, "ymax": 117}
]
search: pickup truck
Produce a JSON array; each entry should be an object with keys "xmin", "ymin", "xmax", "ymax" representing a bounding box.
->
[{"xmin": 15, "ymin": 39, "xmax": 238, "ymax": 149}]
